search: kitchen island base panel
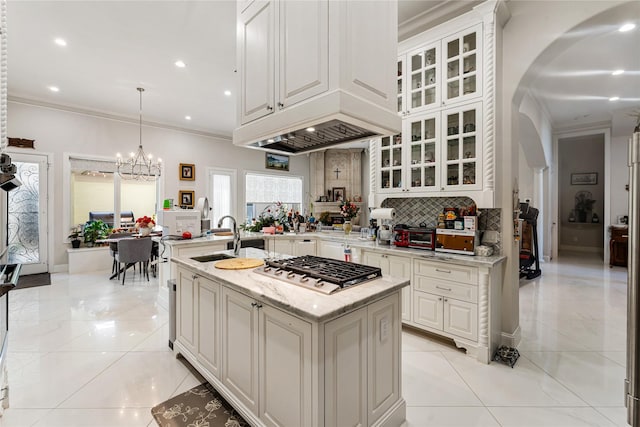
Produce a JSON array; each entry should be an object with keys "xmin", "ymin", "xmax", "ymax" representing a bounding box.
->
[{"xmin": 174, "ymin": 265, "xmax": 406, "ymax": 427}]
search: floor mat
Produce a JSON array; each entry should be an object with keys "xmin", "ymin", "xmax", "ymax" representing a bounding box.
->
[
  {"xmin": 151, "ymin": 382, "xmax": 249, "ymax": 427},
  {"xmin": 15, "ymin": 272, "xmax": 51, "ymax": 290}
]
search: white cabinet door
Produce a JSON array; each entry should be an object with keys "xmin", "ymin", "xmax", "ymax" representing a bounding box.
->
[
  {"xmin": 403, "ymin": 42, "xmax": 440, "ymax": 115},
  {"xmin": 177, "ymin": 267, "xmax": 197, "ymax": 355},
  {"xmin": 325, "ymin": 307, "xmax": 368, "ymax": 427},
  {"xmin": 319, "ymin": 240, "xmax": 345, "ymax": 260},
  {"xmin": 278, "ymin": 0, "xmax": 328, "ymax": 109},
  {"xmin": 441, "ymin": 24, "xmax": 482, "ymax": 106},
  {"xmin": 222, "ymin": 287, "xmax": 259, "ymax": 414},
  {"xmin": 293, "ymin": 239, "xmax": 316, "ymax": 256},
  {"xmin": 388, "ymin": 255, "xmax": 412, "ymax": 323},
  {"xmin": 378, "ymin": 134, "xmax": 405, "ymax": 193},
  {"xmin": 259, "ymin": 304, "xmax": 312, "ymax": 427},
  {"xmin": 405, "ymin": 111, "xmax": 441, "ymax": 192},
  {"xmin": 413, "ymin": 290, "xmax": 443, "ymax": 331},
  {"xmin": 272, "ymin": 239, "xmax": 293, "ymax": 256},
  {"xmin": 367, "ymin": 293, "xmax": 400, "ymax": 425},
  {"xmin": 239, "ymin": 0, "xmax": 275, "ymax": 124},
  {"xmin": 444, "ymin": 298, "xmax": 478, "ymax": 341},
  {"xmin": 197, "ymin": 277, "xmax": 221, "ymax": 379},
  {"xmin": 441, "ymin": 102, "xmax": 482, "ymax": 191}
]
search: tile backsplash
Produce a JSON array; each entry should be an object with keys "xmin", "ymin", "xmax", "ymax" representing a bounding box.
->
[{"xmin": 380, "ymin": 197, "xmax": 502, "ymax": 253}]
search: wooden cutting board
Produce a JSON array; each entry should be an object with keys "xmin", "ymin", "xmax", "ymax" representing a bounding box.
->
[
  {"xmin": 214, "ymin": 231, "xmax": 234, "ymax": 236},
  {"xmin": 215, "ymin": 258, "xmax": 264, "ymax": 270}
]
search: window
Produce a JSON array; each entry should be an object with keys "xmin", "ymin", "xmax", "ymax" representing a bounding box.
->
[
  {"xmin": 245, "ymin": 173, "xmax": 303, "ymax": 222},
  {"xmin": 68, "ymin": 156, "xmax": 159, "ymax": 232}
]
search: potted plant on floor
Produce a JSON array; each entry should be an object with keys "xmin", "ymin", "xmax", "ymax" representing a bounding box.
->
[
  {"xmin": 574, "ymin": 192, "xmax": 596, "ymax": 223},
  {"xmin": 68, "ymin": 225, "xmax": 82, "ymax": 249},
  {"xmin": 83, "ymin": 220, "xmax": 110, "ymax": 247}
]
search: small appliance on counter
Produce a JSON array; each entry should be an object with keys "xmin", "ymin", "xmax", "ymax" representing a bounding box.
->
[
  {"xmin": 370, "ymin": 208, "xmax": 396, "ymax": 246},
  {"xmin": 394, "ymin": 224, "xmax": 436, "ymax": 250},
  {"xmin": 156, "ymin": 209, "xmax": 201, "ymax": 237},
  {"xmin": 435, "ymin": 229, "xmax": 478, "ymax": 255}
]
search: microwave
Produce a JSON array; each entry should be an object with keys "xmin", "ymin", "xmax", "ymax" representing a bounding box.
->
[
  {"xmin": 435, "ymin": 229, "xmax": 478, "ymax": 255},
  {"xmin": 394, "ymin": 227, "xmax": 436, "ymax": 250}
]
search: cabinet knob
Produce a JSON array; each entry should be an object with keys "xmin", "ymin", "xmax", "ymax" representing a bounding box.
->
[
  {"xmin": 444, "ymin": 298, "xmax": 448, "ymax": 302},
  {"xmin": 191, "ymin": 274, "xmax": 198, "ymax": 280},
  {"xmin": 251, "ymin": 302, "xmax": 263, "ymax": 309},
  {"xmin": 438, "ymin": 297, "xmax": 442, "ymax": 301},
  {"xmin": 267, "ymin": 105, "xmax": 273, "ymax": 111},
  {"xmin": 440, "ymin": 187, "xmax": 445, "ymax": 191},
  {"xmin": 278, "ymin": 102, "xmax": 284, "ymax": 109}
]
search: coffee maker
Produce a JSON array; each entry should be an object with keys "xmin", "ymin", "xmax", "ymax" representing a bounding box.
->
[{"xmin": 370, "ymin": 208, "xmax": 396, "ymax": 245}]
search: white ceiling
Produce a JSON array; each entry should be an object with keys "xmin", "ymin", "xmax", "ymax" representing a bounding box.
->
[{"xmin": 6, "ymin": 1, "xmax": 640, "ymax": 141}]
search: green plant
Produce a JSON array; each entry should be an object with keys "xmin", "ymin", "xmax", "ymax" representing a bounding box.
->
[
  {"xmin": 83, "ymin": 220, "xmax": 111, "ymax": 245},
  {"xmin": 318, "ymin": 211, "xmax": 332, "ymax": 226},
  {"xmin": 574, "ymin": 193, "xmax": 596, "ymax": 212},
  {"xmin": 68, "ymin": 225, "xmax": 82, "ymax": 240}
]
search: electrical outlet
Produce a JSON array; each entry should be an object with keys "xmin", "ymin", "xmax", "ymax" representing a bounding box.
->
[
  {"xmin": 482, "ymin": 230, "xmax": 499, "ymax": 244},
  {"xmin": 380, "ymin": 317, "xmax": 389, "ymax": 342}
]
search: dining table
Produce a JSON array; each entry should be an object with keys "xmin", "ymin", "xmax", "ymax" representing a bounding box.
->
[{"xmin": 97, "ymin": 233, "xmax": 161, "ymax": 280}]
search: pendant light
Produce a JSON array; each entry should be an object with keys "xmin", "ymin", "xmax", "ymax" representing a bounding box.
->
[{"xmin": 116, "ymin": 87, "xmax": 162, "ymax": 180}]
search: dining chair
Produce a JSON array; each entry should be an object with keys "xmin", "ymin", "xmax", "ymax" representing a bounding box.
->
[
  {"xmin": 115, "ymin": 238, "xmax": 153, "ymax": 285},
  {"xmin": 107, "ymin": 232, "xmax": 134, "ymax": 275}
]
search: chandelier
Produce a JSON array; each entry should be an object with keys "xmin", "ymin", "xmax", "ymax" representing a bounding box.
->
[{"xmin": 116, "ymin": 87, "xmax": 162, "ymax": 180}]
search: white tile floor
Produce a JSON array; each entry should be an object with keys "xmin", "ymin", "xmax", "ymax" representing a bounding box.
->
[{"xmin": 0, "ymin": 251, "xmax": 629, "ymax": 426}]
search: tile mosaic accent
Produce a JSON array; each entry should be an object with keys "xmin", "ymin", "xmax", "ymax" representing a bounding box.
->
[{"xmin": 380, "ymin": 197, "xmax": 502, "ymax": 253}]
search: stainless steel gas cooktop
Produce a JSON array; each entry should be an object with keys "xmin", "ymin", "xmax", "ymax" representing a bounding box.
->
[{"xmin": 253, "ymin": 256, "xmax": 382, "ymax": 295}]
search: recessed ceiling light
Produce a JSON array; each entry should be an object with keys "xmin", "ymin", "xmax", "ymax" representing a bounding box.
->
[
  {"xmin": 185, "ymin": 116, "xmax": 191, "ymax": 120},
  {"xmin": 48, "ymin": 86, "xmax": 59, "ymax": 92},
  {"xmin": 612, "ymin": 69, "xmax": 625, "ymax": 76},
  {"xmin": 619, "ymin": 23, "xmax": 636, "ymax": 32},
  {"xmin": 224, "ymin": 90, "xmax": 231, "ymax": 96},
  {"xmin": 306, "ymin": 127, "xmax": 315, "ymax": 132},
  {"xmin": 174, "ymin": 60, "xmax": 186, "ymax": 68},
  {"xmin": 267, "ymin": 139, "xmax": 274, "ymax": 143},
  {"xmin": 54, "ymin": 38, "xmax": 67, "ymax": 47},
  {"xmin": 609, "ymin": 96, "xmax": 620, "ymax": 101}
]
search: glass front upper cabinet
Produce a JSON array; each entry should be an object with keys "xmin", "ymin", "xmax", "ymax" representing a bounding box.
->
[
  {"xmin": 406, "ymin": 112, "xmax": 440, "ymax": 190},
  {"xmin": 443, "ymin": 103, "xmax": 481, "ymax": 190},
  {"xmin": 398, "ymin": 42, "xmax": 440, "ymax": 116},
  {"xmin": 442, "ymin": 25, "xmax": 481, "ymax": 105},
  {"xmin": 379, "ymin": 134, "xmax": 404, "ymax": 190}
]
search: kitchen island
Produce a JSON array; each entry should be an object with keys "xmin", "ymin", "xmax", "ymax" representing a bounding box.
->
[{"xmin": 172, "ymin": 248, "xmax": 408, "ymax": 427}]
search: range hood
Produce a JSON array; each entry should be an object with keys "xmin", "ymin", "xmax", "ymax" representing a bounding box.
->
[{"xmin": 233, "ymin": 0, "xmax": 401, "ymax": 155}]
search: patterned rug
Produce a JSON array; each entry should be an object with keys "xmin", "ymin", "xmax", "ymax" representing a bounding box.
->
[
  {"xmin": 151, "ymin": 382, "xmax": 249, "ymax": 427},
  {"xmin": 15, "ymin": 272, "xmax": 51, "ymax": 290}
]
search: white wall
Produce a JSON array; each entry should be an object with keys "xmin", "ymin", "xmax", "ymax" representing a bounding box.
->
[
  {"xmin": 501, "ymin": 0, "xmax": 624, "ymax": 344},
  {"xmin": 8, "ymin": 101, "xmax": 310, "ymax": 270}
]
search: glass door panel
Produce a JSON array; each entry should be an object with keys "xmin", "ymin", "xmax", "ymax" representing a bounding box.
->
[
  {"xmin": 379, "ymin": 134, "xmax": 403, "ymax": 191},
  {"xmin": 442, "ymin": 103, "xmax": 481, "ymax": 189},
  {"xmin": 7, "ymin": 154, "xmax": 48, "ymax": 274},
  {"xmin": 443, "ymin": 27, "xmax": 480, "ymax": 103}
]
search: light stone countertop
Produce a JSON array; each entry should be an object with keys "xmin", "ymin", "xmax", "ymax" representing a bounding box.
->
[
  {"xmin": 161, "ymin": 230, "xmax": 506, "ymax": 268},
  {"xmin": 172, "ymin": 247, "xmax": 409, "ymax": 323}
]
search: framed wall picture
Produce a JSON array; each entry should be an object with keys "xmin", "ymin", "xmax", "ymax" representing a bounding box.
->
[
  {"xmin": 265, "ymin": 152, "xmax": 289, "ymax": 171},
  {"xmin": 180, "ymin": 163, "xmax": 195, "ymax": 181},
  {"xmin": 179, "ymin": 190, "xmax": 195, "ymax": 207},
  {"xmin": 332, "ymin": 187, "xmax": 345, "ymax": 202},
  {"xmin": 571, "ymin": 172, "xmax": 597, "ymax": 185}
]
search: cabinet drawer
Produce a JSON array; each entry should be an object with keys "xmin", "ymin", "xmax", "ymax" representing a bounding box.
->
[
  {"xmin": 413, "ymin": 259, "xmax": 477, "ymax": 285},
  {"xmin": 414, "ymin": 275, "xmax": 477, "ymax": 303}
]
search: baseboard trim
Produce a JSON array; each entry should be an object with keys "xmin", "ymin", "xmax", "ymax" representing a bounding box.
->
[
  {"xmin": 52, "ymin": 264, "xmax": 68, "ymax": 273},
  {"xmin": 559, "ymin": 245, "xmax": 602, "ymax": 254}
]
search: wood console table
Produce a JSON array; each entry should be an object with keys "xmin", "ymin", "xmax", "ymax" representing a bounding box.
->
[{"xmin": 609, "ymin": 225, "xmax": 628, "ymax": 267}]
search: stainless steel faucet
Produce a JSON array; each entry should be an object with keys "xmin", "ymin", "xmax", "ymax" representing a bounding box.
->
[{"xmin": 218, "ymin": 215, "xmax": 241, "ymax": 255}]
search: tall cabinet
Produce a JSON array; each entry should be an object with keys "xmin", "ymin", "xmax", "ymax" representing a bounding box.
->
[{"xmin": 371, "ymin": 3, "xmax": 498, "ymax": 208}]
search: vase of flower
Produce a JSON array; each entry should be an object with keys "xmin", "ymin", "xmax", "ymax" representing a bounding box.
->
[
  {"xmin": 343, "ymin": 220, "xmax": 352, "ymax": 236},
  {"xmin": 135, "ymin": 215, "xmax": 155, "ymax": 236},
  {"xmin": 139, "ymin": 226, "xmax": 151, "ymax": 236}
]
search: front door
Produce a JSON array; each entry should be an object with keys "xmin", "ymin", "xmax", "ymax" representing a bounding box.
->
[{"xmin": 6, "ymin": 153, "xmax": 49, "ymax": 274}]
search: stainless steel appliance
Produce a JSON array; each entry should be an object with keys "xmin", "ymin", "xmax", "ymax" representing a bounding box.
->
[
  {"xmin": 435, "ymin": 229, "xmax": 478, "ymax": 255},
  {"xmin": 254, "ymin": 256, "xmax": 382, "ymax": 295},
  {"xmin": 625, "ymin": 128, "xmax": 639, "ymax": 425}
]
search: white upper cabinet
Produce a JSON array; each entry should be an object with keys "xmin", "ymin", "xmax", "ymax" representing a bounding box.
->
[
  {"xmin": 235, "ymin": 0, "xmax": 401, "ymax": 148},
  {"xmin": 441, "ymin": 25, "xmax": 482, "ymax": 106},
  {"xmin": 239, "ymin": 1, "xmax": 275, "ymax": 124},
  {"xmin": 239, "ymin": 0, "xmax": 328, "ymax": 125},
  {"xmin": 398, "ymin": 42, "xmax": 440, "ymax": 116}
]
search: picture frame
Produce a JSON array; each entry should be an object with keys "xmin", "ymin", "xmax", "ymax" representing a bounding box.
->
[
  {"xmin": 571, "ymin": 172, "xmax": 597, "ymax": 185},
  {"xmin": 180, "ymin": 163, "xmax": 195, "ymax": 181},
  {"xmin": 179, "ymin": 190, "xmax": 195, "ymax": 207},
  {"xmin": 332, "ymin": 187, "xmax": 345, "ymax": 202},
  {"xmin": 265, "ymin": 152, "xmax": 289, "ymax": 171}
]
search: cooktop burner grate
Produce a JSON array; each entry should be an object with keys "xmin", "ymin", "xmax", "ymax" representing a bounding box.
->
[{"xmin": 265, "ymin": 256, "xmax": 382, "ymax": 288}]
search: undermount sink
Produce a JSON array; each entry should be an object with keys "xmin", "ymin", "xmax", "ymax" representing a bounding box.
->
[{"xmin": 191, "ymin": 253, "xmax": 234, "ymax": 262}]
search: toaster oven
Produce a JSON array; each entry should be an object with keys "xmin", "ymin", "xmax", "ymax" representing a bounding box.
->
[
  {"xmin": 435, "ymin": 229, "xmax": 478, "ymax": 255},
  {"xmin": 394, "ymin": 227, "xmax": 436, "ymax": 250}
]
